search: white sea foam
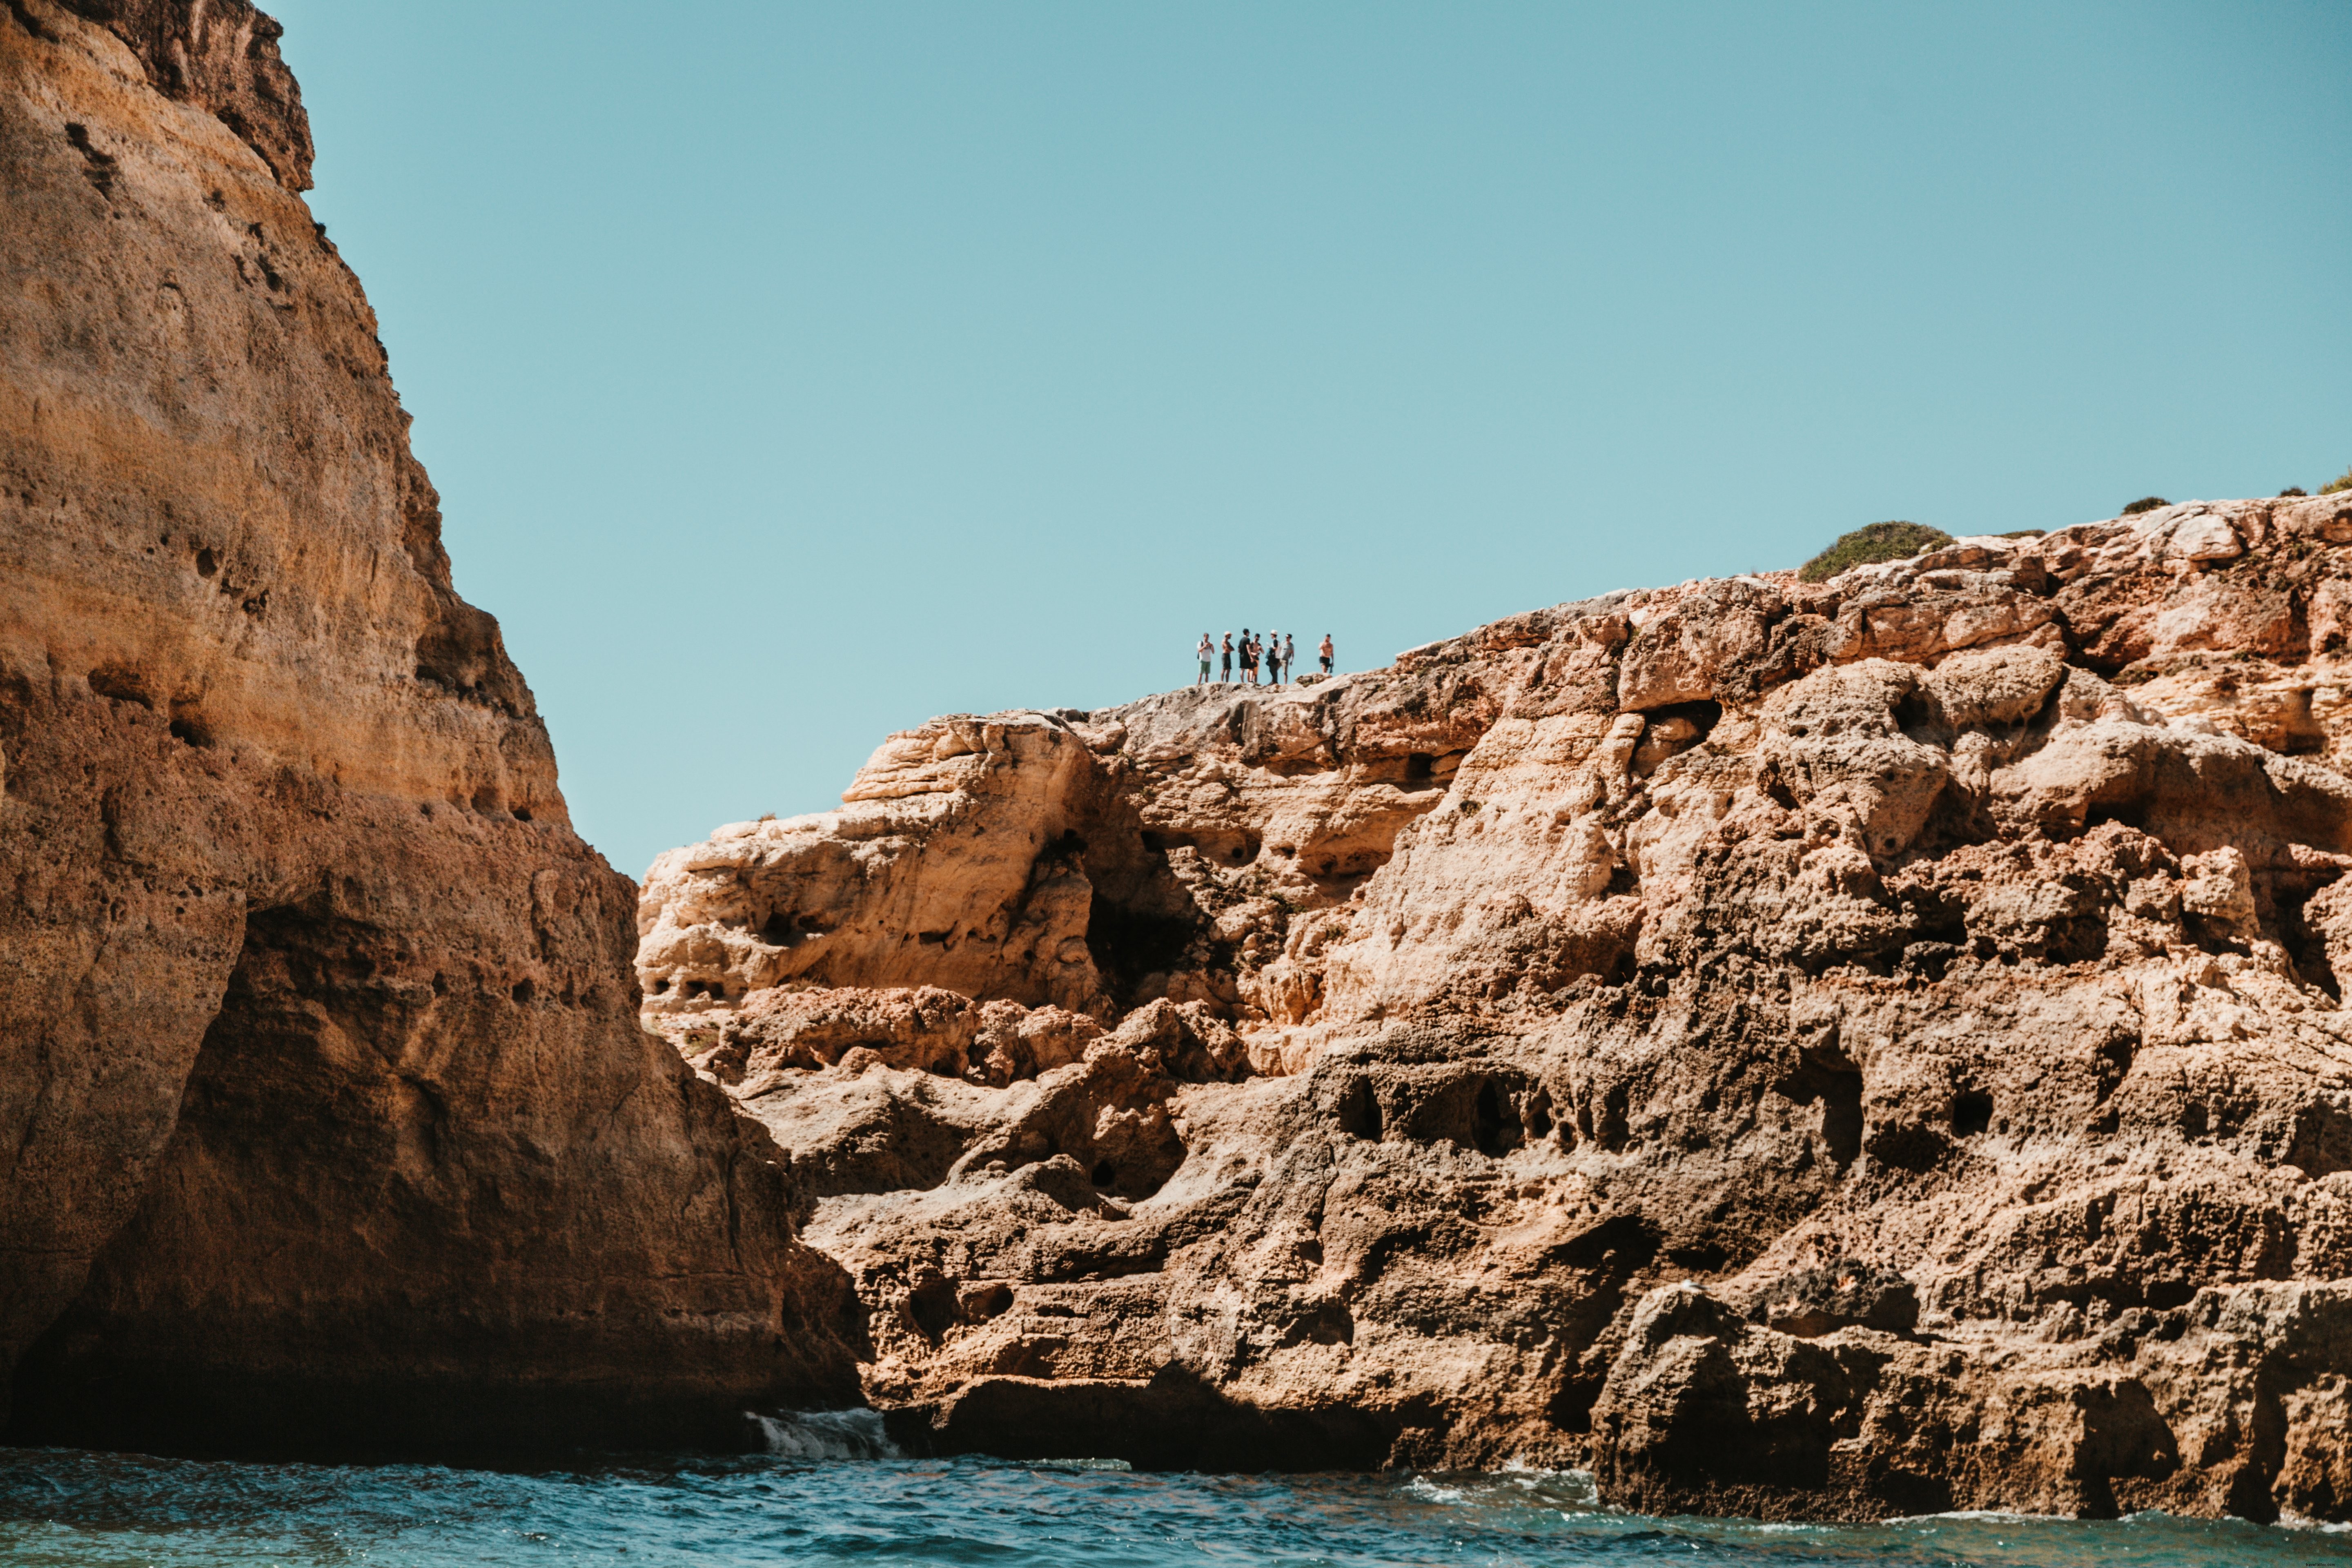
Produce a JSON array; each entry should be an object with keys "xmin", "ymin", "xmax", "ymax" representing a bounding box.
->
[
  {"xmin": 1027, "ymin": 1457, "xmax": 1134, "ymax": 1472},
  {"xmin": 749, "ymin": 1407, "xmax": 900, "ymax": 1460}
]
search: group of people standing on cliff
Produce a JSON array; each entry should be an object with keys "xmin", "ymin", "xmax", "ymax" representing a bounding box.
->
[{"xmin": 1195, "ymin": 630, "xmax": 1332, "ymax": 687}]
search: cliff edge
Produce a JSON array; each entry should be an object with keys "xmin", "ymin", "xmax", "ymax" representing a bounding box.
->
[
  {"xmin": 645, "ymin": 496, "xmax": 2352, "ymax": 1519},
  {"xmin": 0, "ymin": 0, "xmax": 857, "ymax": 1453}
]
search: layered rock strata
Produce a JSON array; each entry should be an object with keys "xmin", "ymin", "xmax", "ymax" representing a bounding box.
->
[
  {"xmin": 647, "ymin": 495, "xmax": 2352, "ymax": 1517},
  {"xmin": 0, "ymin": 0, "xmax": 855, "ymax": 1453}
]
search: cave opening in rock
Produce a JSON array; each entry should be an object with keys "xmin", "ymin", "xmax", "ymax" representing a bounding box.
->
[
  {"xmin": 1472, "ymin": 1078, "xmax": 1524, "ymax": 1157},
  {"xmin": 1644, "ymin": 698, "xmax": 1723, "ymax": 742},
  {"xmin": 1781, "ymin": 1054, "xmax": 1863, "ymax": 1172},
  {"xmin": 1084, "ymin": 900, "xmax": 1194, "ymax": 1004},
  {"xmin": 1950, "ymin": 1089, "xmax": 1993, "ymax": 1136},
  {"xmin": 907, "ymin": 1276, "xmax": 958, "ymax": 1343}
]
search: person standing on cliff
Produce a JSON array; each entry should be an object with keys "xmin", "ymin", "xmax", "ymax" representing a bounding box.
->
[
  {"xmin": 1220, "ymin": 632, "xmax": 1234, "ymax": 684},
  {"xmin": 1241, "ymin": 629, "xmax": 1257, "ymax": 685},
  {"xmin": 1283, "ymin": 632, "xmax": 1297, "ymax": 684},
  {"xmin": 1196, "ymin": 633, "xmax": 1214, "ymax": 686},
  {"xmin": 1319, "ymin": 633, "xmax": 1334, "ymax": 676}
]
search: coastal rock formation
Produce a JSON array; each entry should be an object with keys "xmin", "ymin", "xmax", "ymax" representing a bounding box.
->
[
  {"xmin": 0, "ymin": 0, "xmax": 855, "ymax": 1452},
  {"xmin": 647, "ymin": 495, "xmax": 2352, "ymax": 1517}
]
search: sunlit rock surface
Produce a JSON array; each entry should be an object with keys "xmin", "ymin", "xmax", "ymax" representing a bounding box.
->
[
  {"xmin": 647, "ymin": 497, "xmax": 2352, "ymax": 1517},
  {"xmin": 0, "ymin": 0, "xmax": 858, "ymax": 1454}
]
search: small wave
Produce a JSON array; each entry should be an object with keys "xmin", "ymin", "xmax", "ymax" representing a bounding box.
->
[
  {"xmin": 749, "ymin": 1407, "xmax": 900, "ymax": 1460},
  {"xmin": 1026, "ymin": 1457, "xmax": 1134, "ymax": 1472}
]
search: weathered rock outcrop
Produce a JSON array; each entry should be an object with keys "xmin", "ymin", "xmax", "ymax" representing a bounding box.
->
[
  {"xmin": 647, "ymin": 495, "xmax": 2352, "ymax": 1518},
  {"xmin": 0, "ymin": 0, "xmax": 855, "ymax": 1453}
]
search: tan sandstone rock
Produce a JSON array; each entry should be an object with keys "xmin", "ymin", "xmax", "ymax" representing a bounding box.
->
[
  {"xmin": 644, "ymin": 492, "xmax": 2352, "ymax": 1518},
  {"xmin": 0, "ymin": 0, "xmax": 855, "ymax": 1454}
]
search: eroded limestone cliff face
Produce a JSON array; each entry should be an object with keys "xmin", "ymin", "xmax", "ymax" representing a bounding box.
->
[
  {"xmin": 0, "ymin": 0, "xmax": 856, "ymax": 1452},
  {"xmin": 646, "ymin": 495, "xmax": 2352, "ymax": 1517}
]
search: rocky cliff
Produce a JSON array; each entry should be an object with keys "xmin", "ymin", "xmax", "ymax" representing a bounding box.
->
[
  {"xmin": 0, "ymin": 0, "xmax": 857, "ymax": 1453},
  {"xmin": 644, "ymin": 494, "xmax": 2352, "ymax": 1519}
]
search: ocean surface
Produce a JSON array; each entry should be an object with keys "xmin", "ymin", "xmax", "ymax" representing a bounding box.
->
[{"xmin": 5, "ymin": 1412, "xmax": 2350, "ymax": 1568}]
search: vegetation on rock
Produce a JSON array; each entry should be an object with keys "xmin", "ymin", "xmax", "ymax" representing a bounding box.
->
[
  {"xmin": 2122, "ymin": 495, "xmax": 2170, "ymax": 515},
  {"xmin": 1796, "ymin": 520, "xmax": 1953, "ymax": 583}
]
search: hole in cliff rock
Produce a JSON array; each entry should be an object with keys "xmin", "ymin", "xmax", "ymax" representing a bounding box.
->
[
  {"xmin": 431, "ymin": 972, "xmax": 449, "ymax": 997},
  {"xmin": 1782, "ymin": 1057, "xmax": 1863, "ymax": 1172},
  {"xmin": 2083, "ymin": 802, "xmax": 2148, "ymax": 836},
  {"xmin": 470, "ymin": 786, "xmax": 501, "ymax": 815},
  {"xmin": 908, "ymin": 1277, "xmax": 958, "ymax": 1343},
  {"xmin": 1667, "ymin": 1239, "xmax": 1731, "ymax": 1271},
  {"xmin": 195, "ymin": 548, "xmax": 218, "ymax": 577},
  {"xmin": 650, "ymin": 978, "xmax": 670, "ymax": 995},
  {"xmin": 758, "ymin": 913, "xmax": 799, "ymax": 947},
  {"xmin": 1557, "ymin": 1214, "xmax": 1661, "ymax": 1271},
  {"xmin": 2275, "ymin": 879, "xmax": 2343, "ymax": 1000},
  {"xmin": 167, "ymin": 715, "xmax": 212, "ymax": 748},
  {"xmin": 1547, "ymin": 1380, "xmax": 1600, "ymax": 1435},
  {"xmin": 1338, "ymin": 1078, "xmax": 1383, "ymax": 1140},
  {"xmin": 1038, "ymin": 829, "xmax": 1088, "ymax": 867},
  {"xmin": 2183, "ymin": 915, "xmax": 2252, "ymax": 960},
  {"xmin": 510, "ymin": 979, "xmax": 535, "ymax": 1004},
  {"xmin": 2287, "ymin": 1105, "xmax": 2352, "ymax": 1180},
  {"xmin": 1644, "ymin": 698, "xmax": 1723, "ymax": 742},
  {"xmin": 1091, "ymin": 1160, "xmax": 1116, "ymax": 1188},
  {"xmin": 1473, "ymin": 1079, "xmax": 1524, "ymax": 1157},
  {"xmin": 918, "ymin": 929, "xmax": 951, "ymax": 945},
  {"xmin": 1522, "ymin": 1087, "xmax": 1555, "ymax": 1139},
  {"xmin": 1405, "ymin": 753, "xmax": 1434, "ymax": 782},
  {"xmin": 511, "ymin": 806, "xmax": 532, "ymax": 823},
  {"xmin": 1950, "ymin": 1090, "xmax": 1993, "ymax": 1136},
  {"xmin": 86, "ymin": 664, "xmax": 154, "ymax": 709},
  {"xmin": 684, "ymin": 980, "xmax": 720, "ymax": 1002},
  {"xmin": 1085, "ymin": 900, "xmax": 1195, "ymax": 1004}
]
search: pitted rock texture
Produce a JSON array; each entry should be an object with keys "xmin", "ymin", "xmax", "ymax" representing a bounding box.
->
[
  {"xmin": 648, "ymin": 496, "xmax": 2352, "ymax": 1517},
  {"xmin": 0, "ymin": 0, "xmax": 855, "ymax": 1454}
]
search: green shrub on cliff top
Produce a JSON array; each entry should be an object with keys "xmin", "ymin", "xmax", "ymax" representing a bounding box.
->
[
  {"xmin": 2122, "ymin": 496, "xmax": 2169, "ymax": 515},
  {"xmin": 2323, "ymin": 466, "xmax": 2352, "ymax": 496},
  {"xmin": 1797, "ymin": 521, "xmax": 1955, "ymax": 584}
]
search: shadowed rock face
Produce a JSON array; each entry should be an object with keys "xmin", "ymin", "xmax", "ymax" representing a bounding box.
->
[
  {"xmin": 0, "ymin": 0, "xmax": 858, "ymax": 1454},
  {"xmin": 647, "ymin": 498, "xmax": 2352, "ymax": 1518}
]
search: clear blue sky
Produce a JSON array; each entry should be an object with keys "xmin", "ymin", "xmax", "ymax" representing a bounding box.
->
[{"xmin": 269, "ymin": 0, "xmax": 2352, "ymax": 881}]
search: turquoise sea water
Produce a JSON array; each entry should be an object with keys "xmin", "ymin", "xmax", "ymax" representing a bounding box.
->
[{"xmin": 6, "ymin": 1419, "xmax": 2350, "ymax": 1568}]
